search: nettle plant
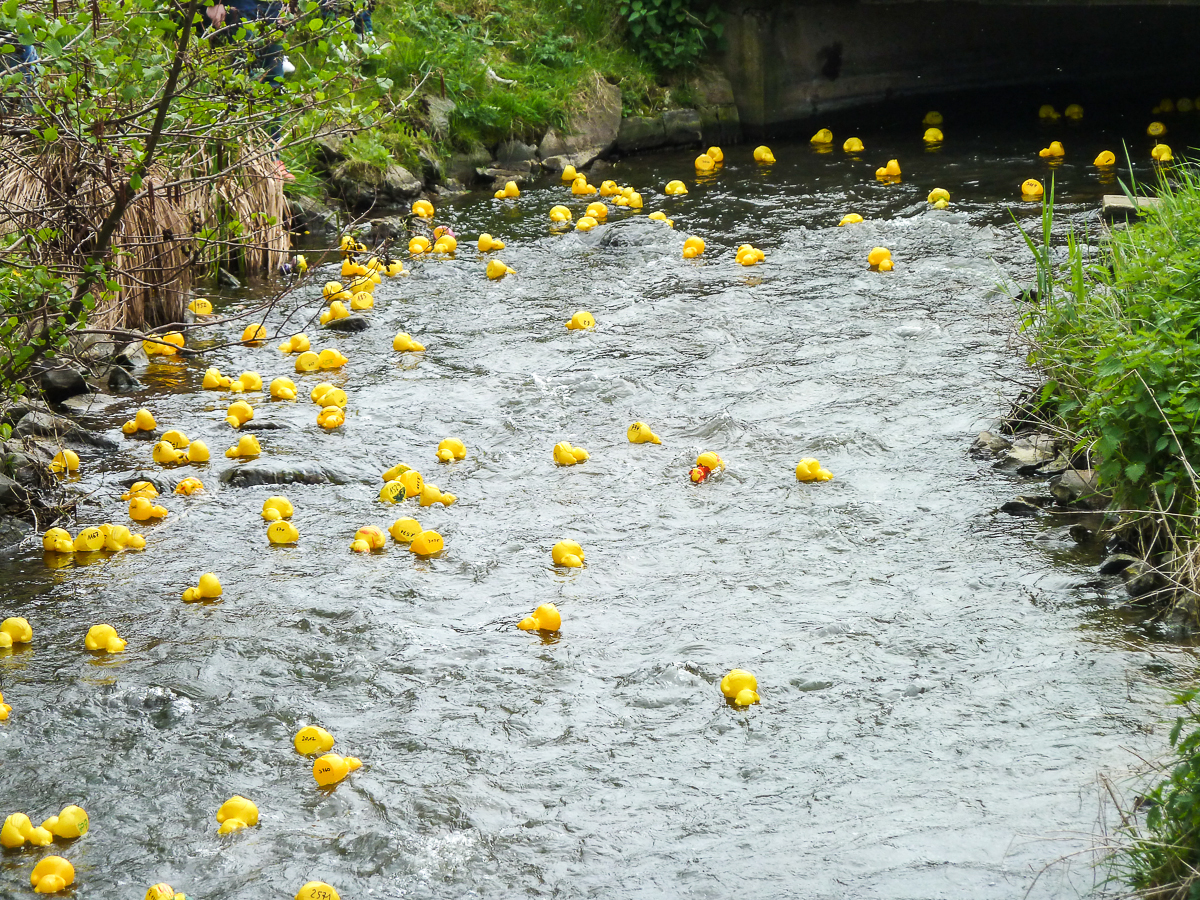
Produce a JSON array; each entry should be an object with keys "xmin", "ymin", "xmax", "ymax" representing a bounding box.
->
[{"xmin": 615, "ymin": 0, "xmax": 722, "ymax": 70}]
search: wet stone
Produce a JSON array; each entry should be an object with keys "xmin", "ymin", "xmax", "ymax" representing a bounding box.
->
[{"xmin": 219, "ymin": 460, "xmax": 367, "ymax": 487}]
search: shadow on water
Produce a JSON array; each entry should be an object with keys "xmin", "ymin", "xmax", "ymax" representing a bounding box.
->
[{"xmin": 2, "ymin": 84, "xmax": 1198, "ymax": 899}]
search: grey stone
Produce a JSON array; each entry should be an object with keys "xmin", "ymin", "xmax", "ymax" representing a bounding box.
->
[
  {"xmin": 497, "ymin": 140, "xmax": 538, "ymax": 166},
  {"xmin": 1003, "ymin": 435, "xmax": 1058, "ymax": 467},
  {"xmin": 1050, "ymin": 469, "xmax": 1107, "ymax": 509},
  {"xmin": 60, "ymin": 392, "xmax": 124, "ymax": 414},
  {"xmin": 617, "ymin": 116, "xmax": 667, "ymax": 154},
  {"xmin": 313, "ymin": 134, "xmax": 346, "ymax": 167},
  {"xmin": 1100, "ymin": 552, "xmax": 1142, "ymax": 576},
  {"xmin": 289, "ymin": 194, "xmax": 336, "ymax": 235},
  {"xmin": 435, "ymin": 178, "xmax": 469, "ymax": 198},
  {"xmin": 2, "ymin": 399, "xmax": 52, "ymax": 427},
  {"xmin": 218, "ymin": 268, "xmax": 241, "ymax": 289},
  {"xmin": 687, "ymin": 66, "xmax": 737, "ymax": 108},
  {"xmin": 418, "ymin": 149, "xmax": 443, "ymax": 184},
  {"xmin": 538, "ymin": 129, "xmax": 568, "ymax": 159},
  {"xmin": 484, "ymin": 169, "xmax": 534, "ymax": 189},
  {"xmin": 1, "ymin": 439, "xmax": 54, "ymax": 486},
  {"xmin": 1122, "ymin": 559, "xmax": 1166, "ymax": 598},
  {"xmin": 1068, "ymin": 524, "xmax": 1096, "ymax": 545},
  {"xmin": 555, "ymin": 73, "xmax": 621, "ymax": 164},
  {"xmin": 369, "ymin": 216, "xmax": 406, "ymax": 244},
  {"xmin": 382, "ymin": 165, "xmax": 423, "ymax": 201},
  {"xmin": 219, "ymin": 460, "xmax": 367, "ymax": 487},
  {"xmin": 447, "ymin": 142, "xmax": 492, "ymax": 184},
  {"xmin": 424, "ymin": 95, "xmax": 456, "ymax": 141},
  {"xmin": 13, "ymin": 411, "xmax": 118, "ymax": 448},
  {"xmin": 239, "ymin": 421, "xmax": 292, "ymax": 432},
  {"xmin": 0, "ymin": 513, "xmax": 32, "ymax": 553},
  {"xmin": 106, "ymin": 366, "xmax": 141, "ymax": 393},
  {"xmin": 37, "ymin": 367, "xmax": 91, "ymax": 403},
  {"xmin": 1000, "ymin": 498, "xmax": 1040, "ymax": 517},
  {"xmin": 115, "ymin": 341, "xmax": 149, "ymax": 368},
  {"xmin": 324, "ymin": 315, "xmax": 370, "ymax": 333},
  {"xmin": 539, "ymin": 155, "xmax": 573, "ymax": 174},
  {"xmin": 970, "ymin": 430, "xmax": 1012, "ymax": 456},
  {"xmin": 0, "ymin": 472, "xmax": 24, "ymax": 508},
  {"xmin": 662, "ymin": 108, "xmax": 703, "ymax": 147}
]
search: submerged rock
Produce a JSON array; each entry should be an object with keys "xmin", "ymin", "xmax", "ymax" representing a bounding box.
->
[
  {"xmin": 13, "ymin": 411, "xmax": 118, "ymax": 448},
  {"xmin": 1122, "ymin": 559, "xmax": 1167, "ymax": 599},
  {"xmin": 219, "ymin": 460, "xmax": 367, "ymax": 487},
  {"xmin": 1099, "ymin": 552, "xmax": 1142, "ymax": 575},
  {"xmin": 970, "ymin": 430, "xmax": 1011, "ymax": 457},
  {"xmin": 1050, "ymin": 469, "xmax": 1107, "ymax": 509},
  {"xmin": 0, "ymin": 513, "xmax": 32, "ymax": 553},
  {"xmin": 324, "ymin": 315, "xmax": 370, "ymax": 333},
  {"xmin": 106, "ymin": 366, "xmax": 141, "ymax": 393}
]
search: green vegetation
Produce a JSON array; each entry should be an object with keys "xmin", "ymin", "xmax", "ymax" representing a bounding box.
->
[
  {"xmin": 284, "ymin": 0, "xmax": 701, "ymax": 187},
  {"xmin": 1121, "ymin": 689, "xmax": 1200, "ymax": 897},
  {"xmin": 616, "ymin": 0, "xmax": 723, "ymax": 71},
  {"xmin": 1022, "ymin": 169, "xmax": 1200, "ymax": 576}
]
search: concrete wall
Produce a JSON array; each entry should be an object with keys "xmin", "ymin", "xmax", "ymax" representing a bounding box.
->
[{"xmin": 723, "ymin": 1, "xmax": 1200, "ymax": 133}]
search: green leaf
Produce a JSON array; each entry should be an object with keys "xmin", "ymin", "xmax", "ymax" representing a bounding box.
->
[{"xmin": 1126, "ymin": 461, "xmax": 1146, "ymax": 482}]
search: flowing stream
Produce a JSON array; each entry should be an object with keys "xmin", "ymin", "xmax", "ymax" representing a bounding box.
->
[{"xmin": 2, "ymin": 91, "xmax": 1199, "ymax": 898}]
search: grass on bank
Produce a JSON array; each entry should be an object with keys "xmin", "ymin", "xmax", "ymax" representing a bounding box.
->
[{"xmin": 282, "ymin": 0, "xmax": 686, "ymax": 193}]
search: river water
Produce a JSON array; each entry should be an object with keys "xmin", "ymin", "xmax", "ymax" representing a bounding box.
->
[{"xmin": 2, "ymin": 93, "xmax": 1198, "ymax": 898}]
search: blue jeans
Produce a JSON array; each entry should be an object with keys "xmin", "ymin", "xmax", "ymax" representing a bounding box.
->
[{"xmin": 0, "ymin": 39, "xmax": 37, "ymax": 83}]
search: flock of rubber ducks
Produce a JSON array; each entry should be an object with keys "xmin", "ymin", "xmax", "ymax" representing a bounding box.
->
[{"xmin": 17, "ymin": 98, "xmax": 1176, "ymax": 894}]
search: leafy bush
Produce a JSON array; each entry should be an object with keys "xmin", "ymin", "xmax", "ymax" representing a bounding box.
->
[{"xmin": 616, "ymin": 0, "xmax": 723, "ymax": 71}]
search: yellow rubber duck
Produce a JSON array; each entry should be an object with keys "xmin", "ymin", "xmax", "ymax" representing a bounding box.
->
[
  {"xmin": 121, "ymin": 408, "xmax": 157, "ymax": 434},
  {"xmin": 30, "ymin": 856, "xmax": 75, "ymax": 894},
  {"xmin": 1, "ymin": 813, "xmax": 43, "ymax": 848},
  {"xmin": 269, "ymin": 377, "xmax": 297, "ymax": 400},
  {"xmin": 432, "ymin": 234, "xmax": 458, "ymax": 254},
  {"xmin": 436, "ymin": 438, "xmax": 466, "ymax": 462},
  {"xmin": 296, "ymin": 882, "xmax": 340, "ymax": 900},
  {"xmin": 487, "ymin": 260, "xmax": 515, "ymax": 280},
  {"xmin": 350, "ymin": 526, "xmax": 386, "ymax": 553},
  {"xmin": 384, "ymin": 259, "xmax": 404, "ymax": 276},
  {"xmin": 409, "ymin": 236, "xmax": 431, "ymax": 255},
  {"xmin": 241, "ymin": 324, "xmax": 267, "ymax": 346},
  {"xmin": 838, "ymin": 213, "xmax": 864, "ymax": 226},
  {"xmin": 319, "ymin": 301, "xmax": 350, "ymax": 325},
  {"xmin": 349, "ymin": 292, "xmax": 374, "ymax": 311},
  {"xmin": 294, "ymin": 351, "xmax": 320, "ymax": 373},
  {"xmin": 225, "ymin": 435, "xmax": 262, "ymax": 459},
  {"xmin": 419, "ymin": 483, "xmax": 448, "ymax": 507},
  {"xmin": 128, "ymin": 496, "xmax": 168, "ymax": 521},
  {"xmin": 1021, "ymin": 178, "xmax": 1044, "ymax": 201},
  {"xmin": 842, "ymin": 137, "xmax": 864, "ymax": 152},
  {"xmin": 549, "ymin": 205, "xmax": 573, "ymax": 224},
  {"xmin": 695, "ymin": 153, "xmax": 715, "ymax": 173},
  {"xmin": 174, "ymin": 477, "xmax": 203, "ymax": 496},
  {"xmin": 664, "ymin": 180, "xmax": 688, "ymax": 196},
  {"xmin": 811, "ymin": 128, "xmax": 833, "ymax": 144},
  {"xmin": 575, "ymin": 216, "xmax": 598, "ymax": 233},
  {"xmin": 313, "ymin": 752, "xmax": 362, "ymax": 786},
  {"xmin": 551, "ymin": 540, "xmax": 584, "ymax": 568},
  {"xmin": 146, "ymin": 883, "xmax": 189, "ymax": 900},
  {"xmin": 101, "ymin": 523, "xmax": 137, "ymax": 551},
  {"xmin": 143, "ymin": 331, "xmax": 184, "ymax": 356},
  {"xmin": 318, "ymin": 348, "xmax": 348, "ymax": 369},
  {"xmin": 1038, "ymin": 104, "xmax": 1060, "ymax": 120},
  {"xmin": 0, "ymin": 691, "xmax": 9, "ymax": 721},
  {"xmin": 42, "ymin": 527, "xmax": 74, "ymax": 553},
  {"xmin": 648, "ymin": 210, "xmax": 673, "ymax": 227},
  {"xmin": 322, "ymin": 281, "xmax": 348, "ymax": 302},
  {"xmin": 616, "ymin": 189, "xmax": 644, "ymax": 209},
  {"xmin": 378, "ymin": 480, "xmax": 407, "ymax": 503},
  {"xmin": 1065, "ymin": 103, "xmax": 1083, "ymax": 120},
  {"xmin": 49, "ymin": 449, "xmax": 80, "ymax": 474},
  {"xmin": 1154, "ymin": 98, "xmax": 1175, "ymax": 114},
  {"xmin": 585, "ymin": 201, "xmax": 608, "ymax": 221},
  {"xmin": 875, "ymin": 159, "xmax": 901, "ymax": 183},
  {"xmin": 72, "ymin": 525, "xmax": 105, "ymax": 552},
  {"xmin": 571, "ymin": 175, "xmax": 598, "ymax": 196},
  {"xmin": 216, "ymin": 796, "xmax": 258, "ymax": 834},
  {"xmin": 927, "ymin": 188, "xmax": 950, "ymax": 209},
  {"xmin": 0, "ymin": 619, "xmax": 30, "ymax": 648},
  {"xmin": 1148, "ymin": 121, "xmax": 1167, "ymax": 137},
  {"xmin": 560, "ymin": 165, "xmax": 577, "ymax": 182},
  {"xmin": 160, "ymin": 429, "xmax": 189, "ymax": 449},
  {"xmin": 477, "ymin": 233, "xmax": 505, "ymax": 252},
  {"xmin": 400, "ymin": 470, "xmax": 425, "ymax": 498},
  {"xmin": 753, "ymin": 145, "xmax": 775, "ymax": 164},
  {"xmin": 923, "ymin": 111, "xmax": 943, "ymax": 125},
  {"xmin": 225, "ymin": 400, "xmax": 254, "ymax": 428},
  {"xmin": 393, "ymin": 332, "xmax": 426, "ymax": 352},
  {"xmin": 268, "ymin": 521, "xmax": 299, "ymax": 545},
  {"xmin": 187, "ymin": 440, "xmax": 210, "ymax": 463},
  {"xmin": 412, "ymin": 199, "xmax": 434, "ymax": 218},
  {"xmin": 1038, "ymin": 141, "xmax": 1065, "ymax": 158},
  {"xmin": 599, "ymin": 180, "xmax": 620, "ymax": 196},
  {"xmin": 121, "ymin": 481, "xmax": 158, "ymax": 500},
  {"xmin": 1179, "ymin": 98, "xmax": 1195, "ymax": 113},
  {"xmin": 493, "ymin": 180, "xmax": 521, "ymax": 200},
  {"xmin": 152, "ymin": 440, "xmax": 185, "ymax": 466},
  {"xmin": 682, "ymin": 236, "xmax": 705, "ymax": 259},
  {"xmin": 627, "ymin": 421, "xmax": 661, "ymax": 444},
  {"xmin": 1152, "ymin": 143, "xmax": 1173, "ymax": 162},
  {"xmin": 1094, "ymin": 150, "xmax": 1116, "ymax": 166},
  {"xmin": 553, "ymin": 441, "xmax": 589, "ymax": 466},
  {"xmin": 410, "ymin": 530, "xmax": 444, "ymax": 556},
  {"xmin": 566, "ymin": 310, "xmax": 595, "ymax": 330},
  {"xmin": 188, "ymin": 297, "xmax": 213, "ymax": 315},
  {"xmin": 923, "ymin": 127, "xmax": 943, "ymax": 143},
  {"xmin": 262, "ymin": 496, "xmax": 294, "ymax": 521},
  {"xmin": 720, "ymin": 669, "xmax": 760, "ymax": 706},
  {"xmin": 341, "ymin": 260, "xmax": 367, "ymax": 279},
  {"xmin": 867, "ymin": 247, "xmax": 892, "ymax": 271},
  {"xmin": 317, "ymin": 406, "xmax": 345, "ymax": 429},
  {"xmin": 736, "ymin": 244, "xmax": 765, "ymax": 266},
  {"xmin": 182, "ymin": 573, "xmax": 222, "ymax": 602},
  {"xmin": 202, "ymin": 367, "xmax": 231, "ymax": 389},
  {"xmin": 294, "ymin": 725, "xmax": 335, "ymax": 755},
  {"xmin": 517, "ymin": 603, "xmax": 561, "ymax": 632},
  {"xmin": 795, "ymin": 457, "xmax": 834, "ymax": 482},
  {"xmin": 37, "ymin": 805, "xmax": 88, "ymax": 840},
  {"xmin": 389, "ymin": 517, "xmax": 422, "ymax": 543},
  {"xmin": 85, "ymin": 623, "xmax": 126, "ymax": 652}
]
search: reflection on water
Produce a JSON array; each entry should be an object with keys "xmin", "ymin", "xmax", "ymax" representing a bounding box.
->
[{"xmin": 2, "ymin": 90, "xmax": 1199, "ymax": 898}]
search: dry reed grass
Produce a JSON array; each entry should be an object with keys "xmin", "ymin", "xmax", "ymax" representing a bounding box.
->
[{"xmin": 0, "ymin": 136, "xmax": 287, "ymax": 331}]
